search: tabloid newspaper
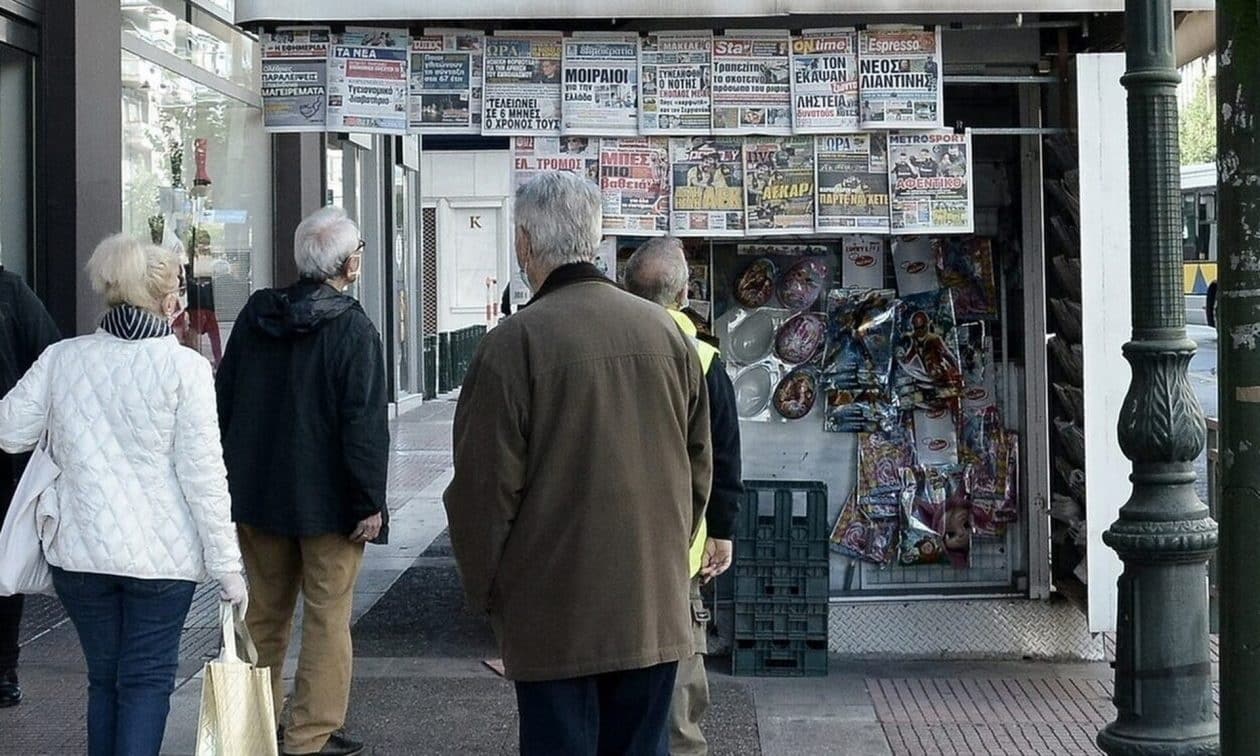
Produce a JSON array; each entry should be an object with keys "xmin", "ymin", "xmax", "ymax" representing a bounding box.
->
[
  {"xmin": 670, "ymin": 137, "xmax": 746, "ymax": 236},
  {"xmin": 262, "ymin": 27, "xmax": 330, "ymax": 132},
  {"xmin": 483, "ymin": 33, "xmax": 564, "ymax": 135},
  {"xmin": 790, "ymin": 29, "xmax": 859, "ymax": 133},
  {"xmin": 409, "ymin": 29, "xmax": 484, "ymax": 133},
  {"xmin": 561, "ymin": 34, "xmax": 640, "ymax": 136},
  {"xmin": 511, "ymin": 136, "xmax": 600, "ymax": 189},
  {"xmin": 888, "ymin": 130, "xmax": 974, "ymax": 234},
  {"xmin": 600, "ymin": 138, "xmax": 671, "ymax": 235},
  {"xmin": 327, "ymin": 28, "xmax": 409, "ymax": 134},
  {"xmin": 711, "ymin": 31, "xmax": 793, "ymax": 135},
  {"xmin": 744, "ymin": 136, "xmax": 817, "ymax": 235},
  {"xmin": 509, "ymin": 136, "xmax": 600, "ymax": 305},
  {"xmin": 815, "ymin": 133, "xmax": 891, "ymax": 234},
  {"xmin": 638, "ymin": 31, "xmax": 713, "ymax": 135},
  {"xmin": 858, "ymin": 27, "xmax": 943, "ymax": 129}
]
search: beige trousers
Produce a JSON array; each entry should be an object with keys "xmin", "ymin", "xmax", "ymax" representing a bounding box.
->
[
  {"xmin": 238, "ymin": 525, "xmax": 365, "ymax": 754},
  {"xmin": 669, "ymin": 576, "xmax": 711, "ymax": 756}
]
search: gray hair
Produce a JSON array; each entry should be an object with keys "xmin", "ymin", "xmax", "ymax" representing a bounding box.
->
[
  {"xmin": 515, "ymin": 172, "xmax": 602, "ymax": 269},
  {"xmin": 625, "ymin": 237, "xmax": 688, "ymax": 307},
  {"xmin": 86, "ymin": 233, "xmax": 183, "ymax": 313},
  {"xmin": 294, "ymin": 206, "xmax": 359, "ymax": 281}
]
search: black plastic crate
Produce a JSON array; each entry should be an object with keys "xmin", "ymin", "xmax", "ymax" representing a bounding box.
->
[
  {"xmin": 735, "ymin": 481, "xmax": 829, "ymax": 565},
  {"xmin": 732, "ymin": 638, "xmax": 828, "ymax": 677},
  {"xmin": 733, "ymin": 563, "xmax": 829, "ymax": 602},
  {"xmin": 733, "ymin": 601, "xmax": 828, "ymax": 640}
]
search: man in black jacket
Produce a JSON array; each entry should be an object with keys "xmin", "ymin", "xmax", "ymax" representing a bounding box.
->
[
  {"xmin": 626, "ymin": 237, "xmax": 742, "ymax": 756},
  {"xmin": 216, "ymin": 207, "xmax": 388, "ymax": 756},
  {"xmin": 0, "ymin": 266, "xmax": 59, "ymax": 708}
]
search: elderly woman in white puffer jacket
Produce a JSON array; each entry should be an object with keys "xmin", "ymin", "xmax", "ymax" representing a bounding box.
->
[{"xmin": 0, "ymin": 234, "xmax": 246, "ymax": 756}]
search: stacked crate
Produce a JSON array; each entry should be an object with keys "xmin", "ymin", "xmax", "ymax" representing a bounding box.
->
[{"xmin": 727, "ymin": 480, "xmax": 830, "ymax": 676}]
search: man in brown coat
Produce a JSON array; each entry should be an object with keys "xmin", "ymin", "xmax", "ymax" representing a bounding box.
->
[{"xmin": 444, "ymin": 171, "xmax": 712, "ymax": 756}]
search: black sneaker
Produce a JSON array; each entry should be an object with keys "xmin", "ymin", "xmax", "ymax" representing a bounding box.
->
[
  {"xmin": 0, "ymin": 669, "xmax": 20, "ymax": 708},
  {"xmin": 283, "ymin": 729, "xmax": 364, "ymax": 756}
]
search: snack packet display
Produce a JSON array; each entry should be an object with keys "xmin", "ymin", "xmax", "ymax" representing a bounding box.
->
[
  {"xmin": 892, "ymin": 236, "xmax": 940, "ymax": 295},
  {"xmin": 842, "ymin": 236, "xmax": 886, "ymax": 289},
  {"xmin": 894, "ymin": 289, "xmax": 964, "ymax": 405},
  {"xmin": 831, "ymin": 489, "xmax": 899, "ymax": 566},
  {"xmin": 913, "ymin": 404, "xmax": 959, "ymax": 466},
  {"xmin": 934, "ymin": 237, "xmax": 998, "ymax": 321},
  {"xmin": 901, "ymin": 465, "xmax": 971, "ymax": 568},
  {"xmin": 821, "ymin": 288, "xmax": 898, "ymax": 391},
  {"xmin": 824, "ymin": 389, "xmax": 897, "ymax": 433},
  {"xmin": 898, "ymin": 469, "xmax": 947, "ymax": 566},
  {"xmin": 856, "ymin": 422, "xmax": 915, "ymax": 518}
]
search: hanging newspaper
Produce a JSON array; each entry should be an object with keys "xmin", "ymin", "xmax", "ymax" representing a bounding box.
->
[
  {"xmin": 639, "ymin": 32, "xmax": 712, "ymax": 135},
  {"xmin": 858, "ymin": 27, "xmax": 943, "ymax": 129},
  {"xmin": 510, "ymin": 136, "xmax": 600, "ymax": 306},
  {"xmin": 562, "ymin": 34, "xmax": 639, "ymax": 136},
  {"xmin": 261, "ymin": 27, "xmax": 331, "ymax": 132},
  {"xmin": 816, "ymin": 133, "xmax": 891, "ymax": 234},
  {"xmin": 744, "ymin": 136, "xmax": 816, "ymax": 235},
  {"xmin": 512, "ymin": 136, "xmax": 600, "ymax": 190},
  {"xmin": 670, "ymin": 137, "xmax": 745, "ymax": 236},
  {"xmin": 600, "ymin": 138, "xmax": 671, "ymax": 236},
  {"xmin": 888, "ymin": 130, "xmax": 974, "ymax": 235},
  {"xmin": 483, "ymin": 33, "xmax": 564, "ymax": 135},
  {"xmin": 711, "ymin": 31, "xmax": 793, "ymax": 135},
  {"xmin": 790, "ymin": 29, "xmax": 859, "ymax": 133},
  {"xmin": 327, "ymin": 28, "xmax": 409, "ymax": 134},
  {"xmin": 409, "ymin": 29, "xmax": 484, "ymax": 133}
]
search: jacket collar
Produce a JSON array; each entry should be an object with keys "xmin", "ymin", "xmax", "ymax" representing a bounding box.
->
[{"xmin": 527, "ymin": 262, "xmax": 613, "ymax": 305}]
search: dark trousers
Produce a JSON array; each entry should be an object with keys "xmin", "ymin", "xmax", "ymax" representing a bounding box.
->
[
  {"xmin": 515, "ymin": 662, "xmax": 678, "ymax": 756},
  {"xmin": 0, "ymin": 593, "xmax": 21, "ymax": 670},
  {"xmin": 52, "ymin": 567, "xmax": 196, "ymax": 756}
]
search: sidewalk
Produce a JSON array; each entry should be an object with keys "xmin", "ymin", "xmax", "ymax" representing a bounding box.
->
[{"xmin": 0, "ymin": 399, "xmax": 1204, "ymax": 755}]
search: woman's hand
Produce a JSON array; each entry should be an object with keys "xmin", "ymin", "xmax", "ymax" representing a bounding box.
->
[{"xmin": 218, "ymin": 572, "xmax": 248, "ymax": 606}]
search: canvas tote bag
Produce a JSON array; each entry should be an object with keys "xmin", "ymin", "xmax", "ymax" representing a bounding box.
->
[
  {"xmin": 0, "ymin": 429, "xmax": 60, "ymax": 596},
  {"xmin": 195, "ymin": 601, "xmax": 279, "ymax": 756}
]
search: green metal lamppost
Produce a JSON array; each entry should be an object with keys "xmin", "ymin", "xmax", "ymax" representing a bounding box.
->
[
  {"xmin": 1216, "ymin": 0, "xmax": 1260, "ymax": 752},
  {"xmin": 1096, "ymin": 0, "xmax": 1219, "ymax": 754}
]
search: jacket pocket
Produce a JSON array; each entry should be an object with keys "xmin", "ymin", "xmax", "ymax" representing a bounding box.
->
[{"xmin": 35, "ymin": 487, "xmax": 59, "ymax": 547}]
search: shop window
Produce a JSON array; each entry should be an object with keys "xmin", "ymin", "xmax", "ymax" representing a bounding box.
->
[
  {"xmin": 121, "ymin": 1, "xmax": 258, "ymax": 91},
  {"xmin": 120, "ymin": 47, "xmax": 272, "ymax": 368},
  {"xmin": 0, "ymin": 44, "xmax": 32, "ymax": 281}
]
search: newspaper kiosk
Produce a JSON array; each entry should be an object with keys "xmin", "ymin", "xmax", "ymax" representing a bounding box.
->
[{"xmin": 235, "ymin": 0, "xmax": 1214, "ymax": 660}]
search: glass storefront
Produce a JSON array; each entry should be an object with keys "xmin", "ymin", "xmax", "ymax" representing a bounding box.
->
[
  {"xmin": 326, "ymin": 135, "xmax": 423, "ymax": 404},
  {"xmin": 0, "ymin": 41, "xmax": 33, "ymax": 282},
  {"xmin": 120, "ymin": 4, "xmax": 271, "ymax": 368}
]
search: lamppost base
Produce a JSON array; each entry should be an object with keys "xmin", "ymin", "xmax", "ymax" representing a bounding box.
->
[{"xmin": 1097, "ymin": 722, "xmax": 1219, "ymax": 756}]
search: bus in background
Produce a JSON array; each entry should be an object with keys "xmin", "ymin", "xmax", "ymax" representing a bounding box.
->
[{"xmin": 1182, "ymin": 162, "xmax": 1217, "ymax": 326}]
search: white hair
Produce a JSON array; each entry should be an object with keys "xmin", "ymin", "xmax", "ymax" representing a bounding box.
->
[
  {"xmin": 625, "ymin": 237, "xmax": 688, "ymax": 307},
  {"xmin": 86, "ymin": 233, "xmax": 183, "ymax": 312},
  {"xmin": 294, "ymin": 206, "xmax": 359, "ymax": 281},
  {"xmin": 515, "ymin": 172, "xmax": 602, "ymax": 269}
]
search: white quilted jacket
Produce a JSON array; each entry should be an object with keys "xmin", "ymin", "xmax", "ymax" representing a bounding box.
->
[{"xmin": 0, "ymin": 331, "xmax": 243, "ymax": 582}]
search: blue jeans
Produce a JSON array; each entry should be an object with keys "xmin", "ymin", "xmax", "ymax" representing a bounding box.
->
[{"xmin": 51, "ymin": 567, "xmax": 196, "ymax": 756}]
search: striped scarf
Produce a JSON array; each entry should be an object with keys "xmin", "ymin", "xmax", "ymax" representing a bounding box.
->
[{"xmin": 99, "ymin": 304, "xmax": 173, "ymax": 340}]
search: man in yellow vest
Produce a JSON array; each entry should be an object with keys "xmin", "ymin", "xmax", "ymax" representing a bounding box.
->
[{"xmin": 626, "ymin": 237, "xmax": 743, "ymax": 756}]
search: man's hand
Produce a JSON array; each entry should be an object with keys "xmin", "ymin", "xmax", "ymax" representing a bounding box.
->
[
  {"xmin": 350, "ymin": 512, "xmax": 383, "ymax": 543},
  {"xmin": 699, "ymin": 538, "xmax": 733, "ymax": 584}
]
